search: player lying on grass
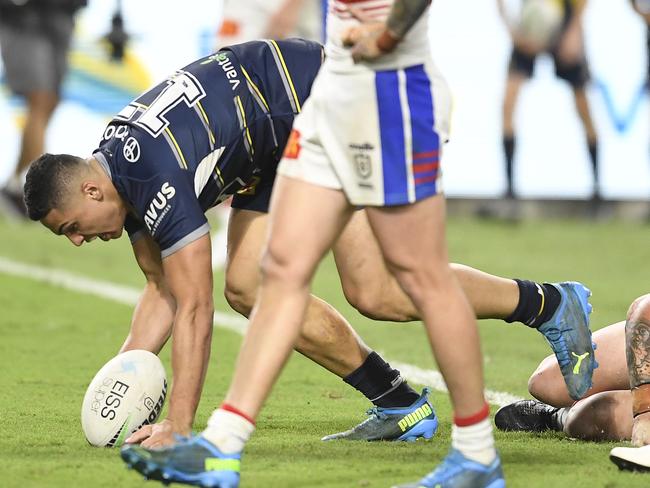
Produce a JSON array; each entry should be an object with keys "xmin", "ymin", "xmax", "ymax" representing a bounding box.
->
[
  {"xmin": 23, "ymin": 39, "xmax": 594, "ymax": 450},
  {"xmin": 495, "ymin": 293, "xmax": 650, "ymax": 448}
]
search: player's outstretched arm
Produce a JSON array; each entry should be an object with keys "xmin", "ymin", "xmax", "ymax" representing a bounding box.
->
[
  {"xmin": 119, "ymin": 234, "xmax": 176, "ymax": 355},
  {"xmin": 625, "ymin": 295, "xmax": 650, "ymax": 446},
  {"xmin": 126, "ymin": 234, "xmax": 215, "ymax": 448}
]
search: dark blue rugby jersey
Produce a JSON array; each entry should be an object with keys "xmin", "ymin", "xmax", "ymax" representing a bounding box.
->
[{"xmin": 93, "ymin": 38, "xmax": 323, "ymax": 258}]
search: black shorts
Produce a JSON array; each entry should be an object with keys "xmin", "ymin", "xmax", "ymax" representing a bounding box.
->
[
  {"xmin": 230, "ymin": 166, "xmax": 276, "ymax": 213},
  {"xmin": 508, "ymin": 46, "xmax": 589, "ymax": 89},
  {"xmin": 508, "ymin": 0, "xmax": 588, "ymax": 89}
]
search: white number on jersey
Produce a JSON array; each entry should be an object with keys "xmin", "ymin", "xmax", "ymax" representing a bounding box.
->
[{"xmin": 117, "ymin": 70, "xmax": 207, "ymax": 138}]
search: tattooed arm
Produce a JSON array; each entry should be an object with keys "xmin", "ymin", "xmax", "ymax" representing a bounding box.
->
[
  {"xmin": 342, "ymin": 0, "xmax": 431, "ymax": 62},
  {"xmin": 379, "ymin": 0, "xmax": 432, "ymax": 51},
  {"xmin": 625, "ymin": 299, "xmax": 650, "ymax": 445},
  {"xmin": 626, "ymin": 320, "xmax": 650, "ymax": 389}
]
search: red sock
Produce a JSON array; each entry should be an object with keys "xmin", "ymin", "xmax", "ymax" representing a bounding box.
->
[
  {"xmin": 221, "ymin": 403, "xmax": 256, "ymax": 426},
  {"xmin": 454, "ymin": 402, "xmax": 490, "ymax": 427}
]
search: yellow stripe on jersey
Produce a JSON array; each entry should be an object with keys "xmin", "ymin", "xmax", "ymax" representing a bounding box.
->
[
  {"xmin": 214, "ymin": 165, "xmax": 224, "ymax": 186},
  {"xmin": 240, "ymin": 65, "xmax": 270, "ymax": 112},
  {"xmin": 268, "ymin": 39, "xmax": 301, "ymax": 113},
  {"xmin": 196, "ymin": 101, "xmax": 216, "ymax": 146},
  {"xmin": 164, "ymin": 127, "xmax": 188, "ymax": 169},
  {"xmin": 234, "ymin": 95, "xmax": 254, "ymax": 156}
]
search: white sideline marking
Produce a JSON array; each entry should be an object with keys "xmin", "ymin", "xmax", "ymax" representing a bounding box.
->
[
  {"xmin": 389, "ymin": 360, "xmax": 524, "ymax": 407},
  {"xmin": 0, "ymin": 256, "xmax": 523, "ymax": 407}
]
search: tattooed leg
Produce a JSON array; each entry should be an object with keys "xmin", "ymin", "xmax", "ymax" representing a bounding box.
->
[{"xmin": 626, "ymin": 294, "xmax": 650, "ymax": 445}]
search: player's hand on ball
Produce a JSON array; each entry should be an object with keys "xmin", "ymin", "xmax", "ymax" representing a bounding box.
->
[
  {"xmin": 631, "ymin": 412, "xmax": 650, "ymax": 447},
  {"xmin": 125, "ymin": 419, "xmax": 187, "ymax": 448}
]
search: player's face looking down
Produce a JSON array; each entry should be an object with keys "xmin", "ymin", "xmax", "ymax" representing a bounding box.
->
[{"xmin": 40, "ymin": 178, "xmax": 127, "ymax": 246}]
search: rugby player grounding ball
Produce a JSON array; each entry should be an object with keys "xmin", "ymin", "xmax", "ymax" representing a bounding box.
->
[
  {"xmin": 81, "ymin": 350, "xmax": 167, "ymax": 447},
  {"xmin": 518, "ymin": 0, "xmax": 564, "ymax": 49}
]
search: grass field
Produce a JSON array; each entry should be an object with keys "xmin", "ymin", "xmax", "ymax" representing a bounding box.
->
[{"xmin": 2, "ymin": 215, "xmax": 650, "ymax": 487}]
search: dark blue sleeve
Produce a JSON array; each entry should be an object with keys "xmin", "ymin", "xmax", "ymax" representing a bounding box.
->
[
  {"xmin": 124, "ymin": 214, "xmax": 146, "ymax": 243},
  {"xmin": 114, "ymin": 136, "xmax": 210, "ymax": 258},
  {"xmin": 127, "ymin": 172, "xmax": 209, "ymax": 258}
]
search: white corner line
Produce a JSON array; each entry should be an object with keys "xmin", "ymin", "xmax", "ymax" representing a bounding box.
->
[{"xmin": 0, "ymin": 256, "xmax": 523, "ymax": 407}]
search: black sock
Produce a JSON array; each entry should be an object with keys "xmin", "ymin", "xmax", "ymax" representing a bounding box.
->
[
  {"xmin": 505, "ymin": 279, "xmax": 562, "ymax": 328},
  {"xmin": 588, "ymin": 141, "xmax": 599, "ymax": 198},
  {"xmin": 503, "ymin": 135, "xmax": 516, "ymax": 197},
  {"xmin": 343, "ymin": 352, "xmax": 420, "ymax": 408}
]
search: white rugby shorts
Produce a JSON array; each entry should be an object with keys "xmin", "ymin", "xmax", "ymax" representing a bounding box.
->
[{"xmin": 277, "ymin": 58, "xmax": 451, "ymax": 206}]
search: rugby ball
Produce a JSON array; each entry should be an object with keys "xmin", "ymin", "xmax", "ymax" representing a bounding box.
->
[
  {"xmin": 81, "ymin": 350, "xmax": 167, "ymax": 447},
  {"xmin": 518, "ymin": 0, "xmax": 564, "ymax": 49}
]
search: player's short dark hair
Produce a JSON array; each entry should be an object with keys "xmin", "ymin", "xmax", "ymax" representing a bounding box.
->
[{"xmin": 24, "ymin": 153, "xmax": 86, "ymax": 221}]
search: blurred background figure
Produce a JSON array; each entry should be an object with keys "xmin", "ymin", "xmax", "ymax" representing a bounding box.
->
[
  {"xmin": 210, "ymin": 0, "xmax": 323, "ymax": 269},
  {"xmin": 0, "ymin": 0, "xmax": 86, "ymax": 217},
  {"xmin": 104, "ymin": 0, "xmax": 128, "ymax": 62},
  {"xmin": 216, "ymin": 0, "xmax": 322, "ymax": 47},
  {"xmin": 497, "ymin": 0, "xmax": 599, "ymax": 205}
]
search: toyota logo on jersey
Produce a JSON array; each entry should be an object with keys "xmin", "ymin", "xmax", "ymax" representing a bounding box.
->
[{"xmin": 123, "ymin": 137, "xmax": 141, "ymax": 163}]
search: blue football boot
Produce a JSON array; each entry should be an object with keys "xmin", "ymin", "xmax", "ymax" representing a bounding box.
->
[
  {"xmin": 392, "ymin": 449, "xmax": 505, "ymax": 488},
  {"xmin": 321, "ymin": 388, "xmax": 438, "ymax": 441},
  {"xmin": 537, "ymin": 281, "xmax": 596, "ymax": 400},
  {"xmin": 121, "ymin": 435, "xmax": 240, "ymax": 488}
]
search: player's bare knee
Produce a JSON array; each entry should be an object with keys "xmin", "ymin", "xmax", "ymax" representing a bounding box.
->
[
  {"xmin": 223, "ymin": 282, "xmax": 255, "ymax": 317},
  {"xmin": 390, "ymin": 265, "xmax": 451, "ymax": 309},
  {"xmin": 260, "ymin": 245, "xmax": 312, "ymax": 289},
  {"xmin": 343, "ymin": 283, "xmax": 407, "ymax": 321},
  {"xmin": 626, "ymin": 294, "xmax": 650, "ymax": 325},
  {"xmin": 528, "ymin": 355, "xmax": 571, "ymax": 407},
  {"xmin": 343, "ymin": 284, "xmax": 379, "ymax": 319}
]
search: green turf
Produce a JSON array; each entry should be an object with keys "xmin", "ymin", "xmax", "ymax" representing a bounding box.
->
[{"xmin": 1, "ymin": 215, "xmax": 649, "ymax": 487}]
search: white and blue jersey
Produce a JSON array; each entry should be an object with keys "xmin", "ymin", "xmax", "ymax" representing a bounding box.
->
[{"xmin": 93, "ymin": 39, "xmax": 323, "ymax": 257}]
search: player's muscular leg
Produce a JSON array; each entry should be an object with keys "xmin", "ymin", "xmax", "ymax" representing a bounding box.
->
[
  {"xmin": 562, "ymin": 390, "xmax": 632, "ymax": 441},
  {"xmin": 528, "ymin": 321, "xmax": 628, "ymax": 407},
  {"xmin": 333, "ymin": 210, "xmax": 417, "ymax": 321},
  {"xmin": 365, "ymin": 196, "xmax": 485, "ymax": 416},
  {"xmin": 224, "ymin": 178, "xmax": 355, "ymax": 417},
  {"xmin": 224, "ymin": 208, "xmax": 369, "ymax": 378},
  {"xmin": 333, "ymin": 210, "xmax": 518, "ymax": 321}
]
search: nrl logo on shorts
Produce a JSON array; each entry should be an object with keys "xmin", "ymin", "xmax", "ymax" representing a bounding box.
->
[
  {"xmin": 354, "ymin": 153, "xmax": 372, "ymax": 179},
  {"xmin": 349, "ymin": 143, "xmax": 374, "ymax": 180}
]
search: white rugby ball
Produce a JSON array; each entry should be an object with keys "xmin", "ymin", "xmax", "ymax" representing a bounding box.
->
[
  {"xmin": 518, "ymin": 0, "xmax": 564, "ymax": 49},
  {"xmin": 81, "ymin": 350, "xmax": 167, "ymax": 447}
]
